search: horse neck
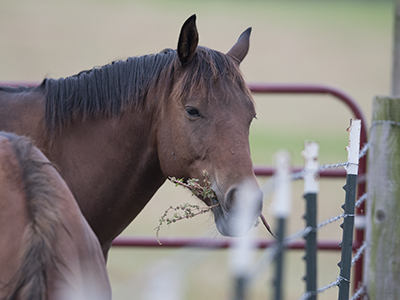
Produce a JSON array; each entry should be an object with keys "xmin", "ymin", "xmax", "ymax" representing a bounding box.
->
[
  {"xmin": 48, "ymin": 103, "xmax": 166, "ymax": 253},
  {"xmin": 0, "ymin": 89, "xmax": 47, "ymax": 149}
]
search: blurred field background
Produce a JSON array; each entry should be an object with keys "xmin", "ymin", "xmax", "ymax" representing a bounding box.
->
[{"xmin": 0, "ymin": 0, "xmax": 392, "ymax": 299}]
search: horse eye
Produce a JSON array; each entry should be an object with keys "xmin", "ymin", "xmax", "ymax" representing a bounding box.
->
[{"xmin": 186, "ymin": 107, "xmax": 201, "ymax": 117}]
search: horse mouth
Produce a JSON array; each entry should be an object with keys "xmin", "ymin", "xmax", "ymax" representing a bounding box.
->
[
  {"xmin": 201, "ymin": 194, "xmax": 274, "ymax": 238},
  {"xmin": 190, "ymin": 193, "xmax": 231, "ymax": 236},
  {"xmin": 168, "ymin": 176, "xmax": 266, "ymax": 237},
  {"xmin": 208, "ymin": 196, "xmax": 242, "ymax": 237},
  {"xmin": 203, "ymin": 188, "xmax": 268, "ymax": 237}
]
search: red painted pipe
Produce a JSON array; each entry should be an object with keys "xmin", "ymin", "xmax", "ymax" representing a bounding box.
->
[
  {"xmin": 254, "ymin": 166, "xmax": 346, "ymax": 178},
  {"xmin": 112, "ymin": 236, "xmax": 362, "ymax": 252},
  {"xmin": 248, "ymin": 83, "xmax": 368, "ymax": 290}
]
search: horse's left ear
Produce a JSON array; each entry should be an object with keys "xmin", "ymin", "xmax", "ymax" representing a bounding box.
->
[
  {"xmin": 227, "ymin": 27, "xmax": 252, "ymax": 64},
  {"xmin": 177, "ymin": 14, "xmax": 199, "ymax": 66}
]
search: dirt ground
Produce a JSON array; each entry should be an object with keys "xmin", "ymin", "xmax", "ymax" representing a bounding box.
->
[{"xmin": 0, "ymin": 1, "xmax": 392, "ymax": 299}]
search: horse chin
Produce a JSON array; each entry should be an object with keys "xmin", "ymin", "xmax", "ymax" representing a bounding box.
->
[
  {"xmin": 208, "ymin": 198, "xmax": 230, "ymax": 236},
  {"xmin": 208, "ymin": 186, "xmax": 263, "ymax": 237},
  {"xmin": 215, "ymin": 217, "xmax": 240, "ymax": 237},
  {"xmin": 210, "ymin": 197, "xmax": 251, "ymax": 237}
]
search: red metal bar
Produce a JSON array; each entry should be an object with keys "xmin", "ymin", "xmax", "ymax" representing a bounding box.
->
[
  {"xmin": 1, "ymin": 81, "xmax": 367, "ymax": 291},
  {"xmin": 112, "ymin": 236, "xmax": 362, "ymax": 251},
  {"xmin": 253, "ymin": 166, "xmax": 346, "ymax": 178},
  {"xmin": 248, "ymin": 83, "xmax": 367, "ymax": 290}
]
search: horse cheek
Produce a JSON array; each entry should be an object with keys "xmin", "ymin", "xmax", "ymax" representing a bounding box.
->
[{"xmin": 157, "ymin": 121, "xmax": 187, "ymax": 177}]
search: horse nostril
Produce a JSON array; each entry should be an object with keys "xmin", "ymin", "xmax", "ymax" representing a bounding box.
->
[
  {"xmin": 225, "ymin": 187, "xmax": 238, "ymax": 212},
  {"xmin": 225, "ymin": 186, "xmax": 263, "ymax": 215},
  {"xmin": 214, "ymin": 183, "xmax": 264, "ymax": 237}
]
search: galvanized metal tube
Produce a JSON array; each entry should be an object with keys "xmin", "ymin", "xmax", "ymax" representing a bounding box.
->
[
  {"xmin": 338, "ymin": 120, "xmax": 361, "ymax": 300},
  {"xmin": 302, "ymin": 142, "xmax": 319, "ymax": 300},
  {"xmin": 272, "ymin": 151, "xmax": 291, "ymax": 300}
]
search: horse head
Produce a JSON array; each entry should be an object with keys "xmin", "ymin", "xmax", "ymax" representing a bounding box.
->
[{"xmin": 156, "ymin": 15, "xmax": 263, "ymax": 237}]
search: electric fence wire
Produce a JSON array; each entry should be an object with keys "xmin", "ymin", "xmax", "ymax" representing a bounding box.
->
[{"xmin": 259, "ymin": 142, "xmax": 369, "ymax": 299}]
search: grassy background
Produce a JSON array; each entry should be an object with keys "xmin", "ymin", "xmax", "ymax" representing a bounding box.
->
[{"xmin": 0, "ymin": 0, "xmax": 392, "ymax": 299}]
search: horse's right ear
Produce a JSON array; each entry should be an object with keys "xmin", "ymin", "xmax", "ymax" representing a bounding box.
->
[{"xmin": 177, "ymin": 14, "xmax": 199, "ymax": 66}]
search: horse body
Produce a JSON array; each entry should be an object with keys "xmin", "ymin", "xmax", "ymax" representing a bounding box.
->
[
  {"xmin": 0, "ymin": 132, "xmax": 111, "ymax": 300},
  {"xmin": 0, "ymin": 15, "xmax": 263, "ymax": 257}
]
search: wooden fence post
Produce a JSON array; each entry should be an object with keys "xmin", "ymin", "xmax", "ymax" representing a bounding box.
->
[
  {"xmin": 392, "ymin": 0, "xmax": 400, "ymax": 95},
  {"xmin": 364, "ymin": 97, "xmax": 400, "ymax": 298}
]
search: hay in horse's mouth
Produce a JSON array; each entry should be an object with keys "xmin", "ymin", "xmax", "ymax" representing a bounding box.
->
[
  {"xmin": 168, "ymin": 170, "xmax": 216, "ymax": 200},
  {"xmin": 155, "ymin": 200, "xmax": 219, "ymax": 245},
  {"xmin": 166, "ymin": 175, "xmax": 275, "ymax": 238}
]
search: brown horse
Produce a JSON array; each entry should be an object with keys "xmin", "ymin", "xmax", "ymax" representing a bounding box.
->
[
  {"xmin": 0, "ymin": 15, "xmax": 263, "ymax": 257},
  {"xmin": 0, "ymin": 132, "xmax": 111, "ymax": 300}
]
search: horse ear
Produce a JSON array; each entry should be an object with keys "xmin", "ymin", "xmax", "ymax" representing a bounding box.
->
[
  {"xmin": 226, "ymin": 27, "xmax": 252, "ymax": 64},
  {"xmin": 177, "ymin": 14, "xmax": 199, "ymax": 66}
]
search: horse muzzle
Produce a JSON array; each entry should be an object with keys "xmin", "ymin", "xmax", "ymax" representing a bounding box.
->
[{"xmin": 211, "ymin": 181, "xmax": 263, "ymax": 237}]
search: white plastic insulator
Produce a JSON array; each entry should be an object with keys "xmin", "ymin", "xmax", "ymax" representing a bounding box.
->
[
  {"xmin": 272, "ymin": 150, "xmax": 292, "ymax": 218},
  {"xmin": 345, "ymin": 119, "xmax": 361, "ymax": 175},
  {"xmin": 302, "ymin": 142, "xmax": 319, "ymax": 194}
]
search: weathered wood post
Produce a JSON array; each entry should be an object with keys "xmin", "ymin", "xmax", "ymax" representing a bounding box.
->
[
  {"xmin": 392, "ymin": 0, "xmax": 400, "ymax": 96},
  {"xmin": 364, "ymin": 0, "xmax": 400, "ymax": 297},
  {"xmin": 364, "ymin": 97, "xmax": 400, "ymax": 299}
]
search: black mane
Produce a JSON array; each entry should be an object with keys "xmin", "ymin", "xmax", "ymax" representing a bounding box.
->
[
  {"xmin": 43, "ymin": 48, "xmax": 176, "ymax": 137},
  {"xmin": 42, "ymin": 46, "xmax": 250, "ymax": 138}
]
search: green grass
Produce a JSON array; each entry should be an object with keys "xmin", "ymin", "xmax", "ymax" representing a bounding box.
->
[{"xmin": 250, "ymin": 128, "xmax": 349, "ymax": 166}]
